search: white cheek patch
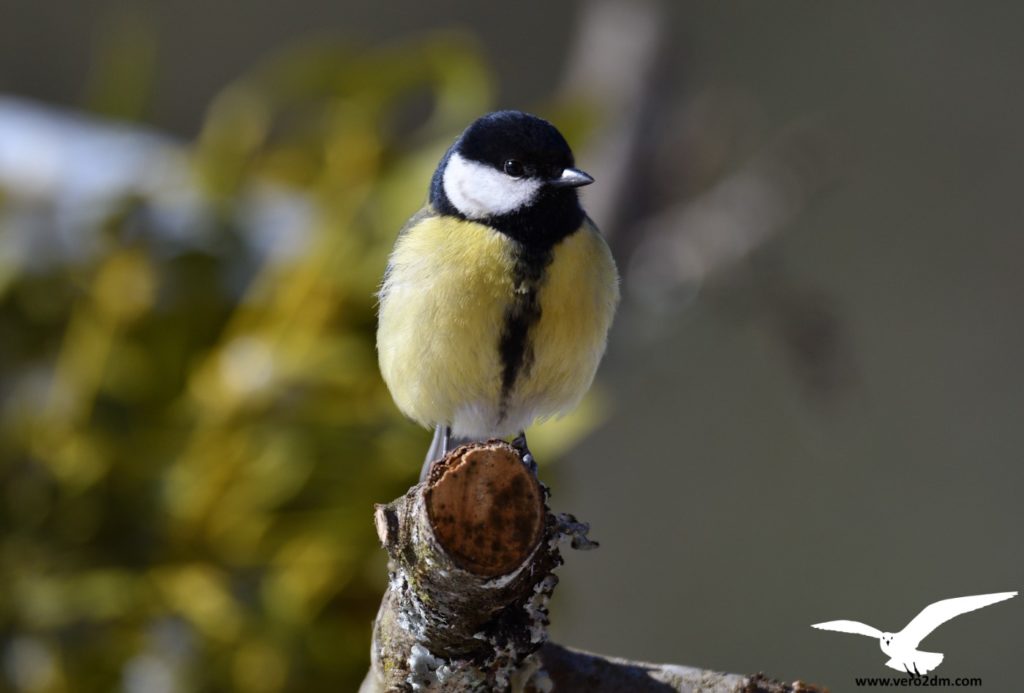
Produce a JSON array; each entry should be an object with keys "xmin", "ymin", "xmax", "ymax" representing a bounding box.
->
[{"xmin": 443, "ymin": 152, "xmax": 542, "ymax": 219}]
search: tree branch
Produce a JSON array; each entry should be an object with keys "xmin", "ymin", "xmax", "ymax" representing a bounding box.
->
[{"xmin": 362, "ymin": 441, "xmax": 824, "ymax": 692}]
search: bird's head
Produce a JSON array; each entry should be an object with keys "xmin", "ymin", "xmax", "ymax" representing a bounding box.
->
[
  {"xmin": 432, "ymin": 110, "xmax": 593, "ymax": 223},
  {"xmin": 880, "ymin": 632, "xmax": 895, "ymax": 650}
]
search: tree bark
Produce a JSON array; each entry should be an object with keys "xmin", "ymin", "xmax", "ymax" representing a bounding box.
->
[{"xmin": 362, "ymin": 441, "xmax": 823, "ymax": 693}]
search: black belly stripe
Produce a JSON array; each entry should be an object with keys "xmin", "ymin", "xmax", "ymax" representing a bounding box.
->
[{"xmin": 497, "ymin": 244, "xmax": 553, "ymax": 421}]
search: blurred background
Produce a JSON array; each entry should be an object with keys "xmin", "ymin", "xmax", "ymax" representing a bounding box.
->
[{"xmin": 2, "ymin": 0, "xmax": 1023, "ymax": 690}]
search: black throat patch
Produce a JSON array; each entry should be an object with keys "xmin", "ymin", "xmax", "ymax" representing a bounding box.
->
[{"xmin": 429, "ymin": 146, "xmax": 585, "ymax": 250}]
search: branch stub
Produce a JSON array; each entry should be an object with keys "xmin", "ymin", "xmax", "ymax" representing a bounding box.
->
[{"xmin": 425, "ymin": 441, "xmax": 545, "ymax": 577}]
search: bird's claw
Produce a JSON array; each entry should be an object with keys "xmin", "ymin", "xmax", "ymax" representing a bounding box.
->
[
  {"xmin": 522, "ymin": 453, "xmax": 537, "ymax": 473},
  {"xmin": 511, "ymin": 432, "xmax": 538, "ymax": 474}
]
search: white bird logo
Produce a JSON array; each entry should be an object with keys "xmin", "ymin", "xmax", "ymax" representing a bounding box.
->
[{"xmin": 812, "ymin": 591, "xmax": 1017, "ymax": 675}]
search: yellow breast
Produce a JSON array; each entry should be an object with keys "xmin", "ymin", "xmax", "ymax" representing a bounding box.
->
[{"xmin": 377, "ymin": 209, "xmax": 618, "ymax": 437}]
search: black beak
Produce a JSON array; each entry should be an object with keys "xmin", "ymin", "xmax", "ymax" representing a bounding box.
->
[{"xmin": 548, "ymin": 167, "xmax": 594, "ymax": 188}]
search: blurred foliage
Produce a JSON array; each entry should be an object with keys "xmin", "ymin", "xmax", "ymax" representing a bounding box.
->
[{"xmin": 0, "ymin": 34, "xmax": 587, "ymax": 692}]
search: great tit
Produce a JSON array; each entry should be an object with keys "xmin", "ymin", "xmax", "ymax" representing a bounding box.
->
[{"xmin": 377, "ymin": 110, "xmax": 619, "ymax": 479}]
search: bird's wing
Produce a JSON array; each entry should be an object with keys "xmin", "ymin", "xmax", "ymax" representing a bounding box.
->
[
  {"xmin": 811, "ymin": 620, "xmax": 882, "ymax": 638},
  {"xmin": 900, "ymin": 591, "xmax": 1017, "ymax": 648},
  {"xmin": 379, "ymin": 204, "xmax": 437, "ymax": 300}
]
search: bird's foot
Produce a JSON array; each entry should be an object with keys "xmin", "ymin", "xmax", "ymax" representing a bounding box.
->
[
  {"xmin": 511, "ymin": 431, "xmax": 538, "ymax": 474},
  {"xmin": 419, "ymin": 425, "xmax": 453, "ymax": 483},
  {"xmin": 441, "ymin": 425, "xmax": 452, "ymax": 456}
]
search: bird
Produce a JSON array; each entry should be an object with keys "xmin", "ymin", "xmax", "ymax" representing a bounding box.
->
[
  {"xmin": 376, "ymin": 110, "xmax": 619, "ymax": 479},
  {"xmin": 812, "ymin": 590, "xmax": 1017, "ymax": 675}
]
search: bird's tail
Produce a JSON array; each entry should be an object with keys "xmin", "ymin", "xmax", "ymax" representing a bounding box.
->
[
  {"xmin": 886, "ymin": 651, "xmax": 944, "ymax": 676},
  {"xmin": 915, "ymin": 651, "xmax": 944, "ymax": 675}
]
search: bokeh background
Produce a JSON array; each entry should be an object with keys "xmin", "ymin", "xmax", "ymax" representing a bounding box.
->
[{"xmin": 2, "ymin": 1, "xmax": 1023, "ymax": 690}]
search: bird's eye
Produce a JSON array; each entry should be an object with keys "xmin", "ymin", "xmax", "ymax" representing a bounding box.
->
[{"xmin": 503, "ymin": 160, "xmax": 524, "ymax": 178}]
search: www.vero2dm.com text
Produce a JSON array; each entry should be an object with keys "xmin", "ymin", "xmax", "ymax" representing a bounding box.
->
[{"xmin": 855, "ymin": 674, "xmax": 983, "ymax": 687}]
